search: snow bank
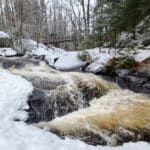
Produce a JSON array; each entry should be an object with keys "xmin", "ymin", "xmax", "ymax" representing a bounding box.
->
[
  {"xmin": 0, "ymin": 121, "xmax": 149, "ymax": 150},
  {"xmin": 0, "ymin": 70, "xmax": 33, "ymax": 121},
  {"xmin": 0, "ymin": 31, "xmax": 10, "ymax": 38},
  {"xmin": 22, "ymin": 39, "xmax": 86, "ymax": 70},
  {"xmin": 0, "ymin": 48, "xmax": 16, "ymax": 56},
  {"xmin": 28, "ymin": 40, "xmax": 86, "ymax": 70},
  {"xmin": 86, "ymin": 48, "xmax": 116, "ymax": 61}
]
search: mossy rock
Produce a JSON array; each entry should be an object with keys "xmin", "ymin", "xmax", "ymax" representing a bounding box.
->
[
  {"xmin": 107, "ymin": 57, "xmax": 138, "ymax": 69},
  {"xmin": 78, "ymin": 51, "xmax": 92, "ymax": 63}
]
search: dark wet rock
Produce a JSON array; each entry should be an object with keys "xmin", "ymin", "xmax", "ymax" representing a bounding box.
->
[
  {"xmin": 24, "ymin": 76, "xmax": 66, "ymax": 91},
  {"xmin": 26, "ymin": 78, "xmax": 104, "ymax": 124},
  {"xmin": 0, "ymin": 57, "xmax": 40, "ymax": 69},
  {"xmin": 142, "ymin": 38, "xmax": 150, "ymax": 46},
  {"xmin": 79, "ymin": 85, "xmax": 103, "ymax": 102},
  {"xmin": 26, "ymin": 87, "xmax": 87, "ymax": 123},
  {"xmin": 26, "ymin": 89, "xmax": 54, "ymax": 123},
  {"xmin": 96, "ymin": 68, "xmax": 150, "ymax": 94}
]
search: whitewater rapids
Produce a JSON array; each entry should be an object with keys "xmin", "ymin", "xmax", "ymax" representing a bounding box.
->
[
  {"xmin": 36, "ymin": 89, "xmax": 150, "ymax": 145},
  {"xmin": 0, "ymin": 57, "xmax": 149, "ymax": 146}
]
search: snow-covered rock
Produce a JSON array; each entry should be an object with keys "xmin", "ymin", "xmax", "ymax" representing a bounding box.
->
[
  {"xmin": 78, "ymin": 48, "xmax": 116, "ymax": 72},
  {"xmin": 0, "ymin": 31, "xmax": 10, "ymax": 38},
  {"xmin": 134, "ymin": 49, "xmax": 150, "ymax": 62},
  {"xmin": 85, "ymin": 53, "xmax": 114, "ymax": 72},
  {"xmin": 0, "ymin": 48, "xmax": 16, "ymax": 56},
  {"xmin": 80, "ymin": 47, "xmax": 150, "ymax": 73},
  {"xmin": 25, "ymin": 39, "xmax": 86, "ymax": 70},
  {"xmin": 54, "ymin": 52, "xmax": 86, "ymax": 70}
]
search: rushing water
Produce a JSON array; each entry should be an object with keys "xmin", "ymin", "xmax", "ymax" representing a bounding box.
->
[
  {"xmin": 0, "ymin": 57, "xmax": 150, "ymax": 146},
  {"xmin": 36, "ymin": 89, "xmax": 150, "ymax": 145}
]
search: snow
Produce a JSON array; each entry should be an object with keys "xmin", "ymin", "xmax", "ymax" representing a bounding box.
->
[
  {"xmin": 27, "ymin": 39, "xmax": 86, "ymax": 70},
  {"xmin": 0, "ymin": 31, "xmax": 10, "ymax": 38},
  {"xmin": 0, "ymin": 48, "xmax": 17, "ymax": 56},
  {"xmin": 83, "ymin": 48, "xmax": 150, "ymax": 72},
  {"xmin": 80, "ymin": 48, "xmax": 115, "ymax": 72},
  {"xmin": 0, "ymin": 69, "xmax": 149, "ymax": 150},
  {"xmin": 23, "ymin": 39, "xmax": 67, "ymax": 66},
  {"xmin": 86, "ymin": 53, "xmax": 114, "ymax": 72},
  {"xmin": 0, "ymin": 70, "xmax": 33, "ymax": 121},
  {"xmin": 54, "ymin": 52, "xmax": 86, "ymax": 70},
  {"xmin": 0, "ymin": 121, "xmax": 149, "ymax": 150},
  {"xmin": 134, "ymin": 49, "xmax": 150, "ymax": 62},
  {"xmin": 23, "ymin": 38, "xmax": 150, "ymax": 71}
]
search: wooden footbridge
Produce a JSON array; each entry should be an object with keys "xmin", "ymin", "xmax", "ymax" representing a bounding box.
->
[{"xmin": 43, "ymin": 36, "xmax": 73, "ymax": 46}]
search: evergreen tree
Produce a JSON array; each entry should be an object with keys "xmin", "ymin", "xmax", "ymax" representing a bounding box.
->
[{"xmin": 94, "ymin": 0, "xmax": 150, "ymax": 47}]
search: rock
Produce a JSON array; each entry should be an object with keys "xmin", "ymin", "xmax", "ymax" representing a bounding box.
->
[
  {"xmin": 136, "ymin": 58, "xmax": 150, "ymax": 75},
  {"xmin": 96, "ymin": 67, "xmax": 150, "ymax": 94},
  {"xmin": 142, "ymin": 38, "xmax": 150, "ymax": 46}
]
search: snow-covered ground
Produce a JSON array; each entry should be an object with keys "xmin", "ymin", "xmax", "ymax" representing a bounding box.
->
[
  {"xmin": 29, "ymin": 41, "xmax": 150, "ymax": 72},
  {"xmin": 0, "ymin": 70, "xmax": 149, "ymax": 150},
  {"xmin": 23, "ymin": 39, "xmax": 85, "ymax": 70}
]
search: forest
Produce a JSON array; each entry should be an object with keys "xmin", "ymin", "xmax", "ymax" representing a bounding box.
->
[{"xmin": 0, "ymin": 0, "xmax": 149, "ymax": 50}]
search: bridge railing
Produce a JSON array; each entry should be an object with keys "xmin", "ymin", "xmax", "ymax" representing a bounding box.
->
[{"xmin": 42, "ymin": 36, "xmax": 73, "ymax": 45}]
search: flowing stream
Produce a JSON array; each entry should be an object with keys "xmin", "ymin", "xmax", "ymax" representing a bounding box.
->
[{"xmin": 0, "ymin": 57, "xmax": 149, "ymax": 146}]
